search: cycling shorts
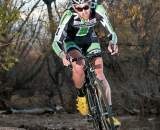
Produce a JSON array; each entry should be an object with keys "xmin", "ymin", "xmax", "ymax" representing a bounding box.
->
[{"xmin": 64, "ymin": 36, "xmax": 101, "ymax": 55}]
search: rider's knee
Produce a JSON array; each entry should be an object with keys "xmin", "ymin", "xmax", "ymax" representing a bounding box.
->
[
  {"xmin": 96, "ymin": 73, "xmax": 106, "ymax": 81},
  {"xmin": 95, "ymin": 68, "xmax": 105, "ymax": 80},
  {"xmin": 73, "ymin": 64, "xmax": 84, "ymax": 75}
]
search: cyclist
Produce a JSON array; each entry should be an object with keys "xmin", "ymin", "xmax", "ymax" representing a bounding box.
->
[{"xmin": 52, "ymin": 0, "xmax": 120, "ymax": 127}]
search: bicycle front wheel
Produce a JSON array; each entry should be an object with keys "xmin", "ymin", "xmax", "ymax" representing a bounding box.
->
[
  {"xmin": 88, "ymin": 77, "xmax": 118, "ymax": 130},
  {"xmin": 86, "ymin": 84, "xmax": 103, "ymax": 130}
]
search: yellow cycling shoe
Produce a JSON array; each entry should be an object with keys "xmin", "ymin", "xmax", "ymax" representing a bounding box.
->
[
  {"xmin": 76, "ymin": 96, "xmax": 89, "ymax": 116},
  {"xmin": 107, "ymin": 116, "xmax": 121, "ymax": 128}
]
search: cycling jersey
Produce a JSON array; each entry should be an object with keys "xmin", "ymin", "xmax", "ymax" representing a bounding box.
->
[{"xmin": 52, "ymin": 4, "xmax": 117, "ymax": 58}]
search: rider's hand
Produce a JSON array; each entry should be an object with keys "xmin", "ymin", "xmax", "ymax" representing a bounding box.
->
[
  {"xmin": 108, "ymin": 41, "xmax": 118, "ymax": 55},
  {"xmin": 62, "ymin": 53, "xmax": 71, "ymax": 66}
]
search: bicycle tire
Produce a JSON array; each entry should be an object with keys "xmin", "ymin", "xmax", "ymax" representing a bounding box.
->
[
  {"xmin": 86, "ymin": 85, "xmax": 103, "ymax": 130},
  {"xmin": 94, "ymin": 78, "xmax": 117, "ymax": 130}
]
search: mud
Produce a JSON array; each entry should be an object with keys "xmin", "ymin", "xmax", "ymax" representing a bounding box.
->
[{"xmin": 0, "ymin": 113, "xmax": 159, "ymax": 130}]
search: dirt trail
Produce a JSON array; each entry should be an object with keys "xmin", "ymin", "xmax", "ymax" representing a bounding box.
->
[{"xmin": 0, "ymin": 113, "xmax": 159, "ymax": 130}]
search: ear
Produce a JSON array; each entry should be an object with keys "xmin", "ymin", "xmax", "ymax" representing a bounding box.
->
[{"xmin": 72, "ymin": 5, "xmax": 78, "ymax": 12}]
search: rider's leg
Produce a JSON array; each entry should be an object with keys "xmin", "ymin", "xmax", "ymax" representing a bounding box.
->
[
  {"xmin": 92, "ymin": 57, "xmax": 121, "ymax": 127},
  {"xmin": 86, "ymin": 42, "xmax": 111, "ymax": 102},
  {"xmin": 68, "ymin": 49, "xmax": 89, "ymax": 115},
  {"xmin": 68, "ymin": 49, "xmax": 85, "ymax": 89},
  {"xmin": 92, "ymin": 57, "xmax": 112, "ymax": 106}
]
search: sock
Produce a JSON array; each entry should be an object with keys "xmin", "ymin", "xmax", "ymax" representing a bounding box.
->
[{"xmin": 77, "ymin": 87, "xmax": 86, "ymax": 97}]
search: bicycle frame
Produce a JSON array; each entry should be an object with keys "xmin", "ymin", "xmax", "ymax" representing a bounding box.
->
[
  {"xmin": 83, "ymin": 54, "xmax": 116, "ymax": 130},
  {"xmin": 69, "ymin": 52, "xmax": 117, "ymax": 130}
]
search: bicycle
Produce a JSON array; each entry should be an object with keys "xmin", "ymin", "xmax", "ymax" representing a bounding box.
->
[{"xmin": 68, "ymin": 51, "xmax": 119, "ymax": 130}]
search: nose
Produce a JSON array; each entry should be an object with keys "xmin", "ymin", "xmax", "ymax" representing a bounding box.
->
[
  {"xmin": 82, "ymin": 9, "xmax": 88, "ymax": 15},
  {"xmin": 82, "ymin": 9, "xmax": 86, "ymax": 13}
]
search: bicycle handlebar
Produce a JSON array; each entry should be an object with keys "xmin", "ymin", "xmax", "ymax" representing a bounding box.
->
[
  {"xmin": 67, "ymin": 51, "xmax": 111, "ymax": 63},
  {"xmin": 66, "ymin": 51, "xmax": 119, "ymax": 70}
]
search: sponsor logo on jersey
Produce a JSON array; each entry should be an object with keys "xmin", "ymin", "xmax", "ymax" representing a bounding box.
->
[{"xmin": 73, "ymin": 18, "xmax": 97, "ymax": 28}]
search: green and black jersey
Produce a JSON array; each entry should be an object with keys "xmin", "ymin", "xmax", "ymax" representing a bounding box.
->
[{"xmin": 52, "ymin": 4, "xmax": 117, "ymax": 58}]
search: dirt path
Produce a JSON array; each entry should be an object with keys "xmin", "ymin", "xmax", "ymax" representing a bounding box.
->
[{"xmin": 0, "ymin": 113, "xmax": 159, "ymax": 130}]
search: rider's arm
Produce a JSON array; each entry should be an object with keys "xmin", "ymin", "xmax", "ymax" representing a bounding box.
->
[
  {"xmin": 95, "ymin": 4, "xmax": 117, "ymax": 44},
  {"xmin": 52, "ymin": 10, "xmax": 73, "ymax": 59}
]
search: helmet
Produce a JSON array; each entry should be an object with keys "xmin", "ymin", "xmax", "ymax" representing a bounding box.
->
[
  {"xmin": 71, "ymin": 0, "xmax": 91, "ymax": 4},
  {"xmin": 69, "ymin": 0, "xmax": 97, "ymax": 8}
]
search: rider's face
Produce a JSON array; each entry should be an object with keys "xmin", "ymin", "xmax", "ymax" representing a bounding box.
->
[{"xmin": 73, "ymin": 3, "xmax": 91, "ymax": 20}]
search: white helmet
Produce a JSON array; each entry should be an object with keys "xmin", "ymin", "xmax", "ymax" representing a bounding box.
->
[
  {"xmin": 70, "ymin": 0, "xmax": 97, "ymax": 8},
  {"xmin": 71, "ymin": 0, "xmax": 91, "ymax": 4}
]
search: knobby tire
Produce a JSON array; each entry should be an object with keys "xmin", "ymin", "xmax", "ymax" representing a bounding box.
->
[{"xmin": 87, "ymin": 78, "xmax": 117, "ymax": 130}]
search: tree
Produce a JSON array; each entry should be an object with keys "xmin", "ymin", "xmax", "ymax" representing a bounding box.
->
[
  {"xmin": 42, "ymin": 0, "xmax": 77, "ymax": 111},
  {"xmin": 106, "ymin": 0, "xmax": 160, "ymax": 115},
  {"xmin": 0, "ymin": 0, "xmax": 19, "ymax": 73}
]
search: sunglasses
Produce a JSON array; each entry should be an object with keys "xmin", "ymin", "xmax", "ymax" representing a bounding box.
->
[{"xmin": 75, "ymin": 5, "xmax": 90, "ymax": 12}]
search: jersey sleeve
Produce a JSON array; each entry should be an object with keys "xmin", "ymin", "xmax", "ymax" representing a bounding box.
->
[
  {"xmin": 95, "ymin": 4, "xmax": 117, "ymax": 44},
  {"xmin": 52, "ymin": 10, "xmax": 73, "ymax": 58}
]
